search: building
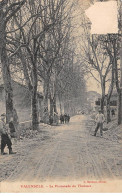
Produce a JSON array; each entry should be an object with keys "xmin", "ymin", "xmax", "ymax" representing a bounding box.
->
[
  {"xmin": 87, "ymin": 91, "xmax": 101, "ymax": 112},
  {"xmin": 0, "ymin": 80, "xmax": 43, "ymax": 122},
  {"xmin": 95, "ymin": 90, "xmax": 118, "ymax": 113}
]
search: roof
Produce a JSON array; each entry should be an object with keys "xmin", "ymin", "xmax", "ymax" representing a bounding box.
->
[{"xmin": 0, "ymin": 80, "xmax": 43, "ymax": 98}]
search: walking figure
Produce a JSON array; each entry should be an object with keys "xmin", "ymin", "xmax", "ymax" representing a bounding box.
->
[
  {"xmin": 0, "ymin": 113, "xmax": 16, "ymax": 155},
  {"xmin": 60, "ymin": 114, "xmax": 64, "ymax": 124},
  {"xmin": 94, "ymin": 110, "xmax": 105, "ymax": 137},
  {"xmin": 64, "ymin": 113, "xmax": 67, "ymax": 123},
  {"xmin": 67, "ymin": 114, "xmax": 70, "ymax": 123},
  {"xmin": 111, "ymin": 109, "xmax": 115, "ymax": 117},
  {"xmin": 49, "ymin": 115, "xmax": 53, "ymax": 125}
]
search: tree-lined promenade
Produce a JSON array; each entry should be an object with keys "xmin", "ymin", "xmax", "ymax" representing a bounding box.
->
[
  {"xmin": 0, "ymin": 0, "xmax": 121, "ymax": 131},
  {"xmin": 0, "ymin": 0, "xmax": 86, "ymax": 130}
]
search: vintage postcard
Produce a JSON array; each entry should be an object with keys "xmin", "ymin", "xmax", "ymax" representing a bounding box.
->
[{"xmin": 0, "ymin": 0, "xmax": 122, "ymax": 193}]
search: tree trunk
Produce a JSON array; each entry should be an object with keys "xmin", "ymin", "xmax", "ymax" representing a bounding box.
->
[
  {"xmin": 59, "ymin": 94, "xmax": 62, "ymax": 114},
  {"xmin": 118, "ymin": 0, "xmax": 122, "ymax": 125},
  {"xmin": 113, "ymin": 39, "xmax": 122, "ymax": 125},
  {"xmin": 53, "ymin": 94, "xmax": 58, "ymax": 124},
  {"xmin": 43, "ymin": 77, "xmax": 49, "ymax": 123},
  {"xmin": 106, "ymin": 61, "xmax": 114, "ymax": 123},
  {"xmin": 53, "ymin": 94, "xmax": 57, "ymax": 114},
  {"xmin": 53, "ymin": 76, "xmax": 58, "ymax": 124},
  {"xmin": 13, "ymin": 108, "xmax": 20, "ymax": 140},
  {"xmin": 101, "ymin": 96, "xmax": 105, "ymax": 113},
  {"xmin": 18, "ymin": 49, "xmax": 33, "ymax": 91},
  {"xmin": 43, "ymin": 96, "xmax": 49, "ymax": 123},
  {"xmin": 31, "ymin": 62, "xmax": 38, "ymax": 130},
  {"xmin": 119, "ymin": 20, "xmax": 122, "ymax": 124},
  {"xmin": 31, "ymin": 88, "xmax": 38, "ymax": 130},
  {"xmin": 0, "ymin": 13, "xmax": 14, "ymax": 123},
  {"xmin": 49, "ymin": 95, "xmax": 53, "ymax": 117},
  {"xmin": 118, "ymin": 90, "xmax": 122, "ymax": 125},
  {"xmin": 1, "ymin": 51, "xmax": 14, "ymax": 122},
  {"xmin": 101, "ymin": 77, "xmax": 105, "ymax": 113},
  {"xmin": 106, "ymin": 97, "xmax": 111, "ymax": 123}
]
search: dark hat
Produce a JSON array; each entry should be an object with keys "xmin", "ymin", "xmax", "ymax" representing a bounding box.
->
[{"xmin": 1, "ymin": 113, "xmax": 6, "ymax": 116}]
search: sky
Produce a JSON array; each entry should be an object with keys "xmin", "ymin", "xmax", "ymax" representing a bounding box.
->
[
  {"xmin": 75, "ymin": 0, "xmax": 102, "ymax": 94},
  {"xmin": 76, "ymin": 0, "xmax": 118, "ymax": 94},
  {"xmin": 86, "ymin": 77, "xmax": 101, "ymax": 93}
]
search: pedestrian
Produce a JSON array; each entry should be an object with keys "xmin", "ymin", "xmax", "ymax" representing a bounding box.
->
[
  {"xmin": 111, "ymin": 109, "xmax": 115, "ymax": 117},
  {"xmin": 0, "ymin": 113, "xmax": 16, "ymax": 155},
  {"xmin": 64, "ymin": 113, "xmax": 67, "ymax": 123},
  {"xmin": 54, "ymin": 112, "xmax": 59, "ymax": 125},
  {"xmin": 60, "ymin": 114, "xmax": 64, "ymax": 124},
  {"xmin": 67, "ymin": 114, "xmax": 70, "ymax": 123},
  {"xmin": 49, "ymin": 115, "xmax": 53, "ymax": 125},
  {"xmin": 94, "ymin": 110, "xmax": 105, "ymax": 137}
]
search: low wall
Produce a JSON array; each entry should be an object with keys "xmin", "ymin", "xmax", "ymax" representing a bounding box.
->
[{"xmin": 19, "ymin": 120, "xmax": 32, "ymax": 130}]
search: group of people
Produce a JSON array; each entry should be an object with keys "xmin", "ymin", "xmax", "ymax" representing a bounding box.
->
[
  {"xmin": 0, "ymin": 113, "xmax": 17, "ymax": 155},
  {"xmin": 49, "ymin": 113, "xmax": 71, "ymax": 125},
  {"xmin": 60, "ymin": 113, "xmax": 70, "ymax": 124}
]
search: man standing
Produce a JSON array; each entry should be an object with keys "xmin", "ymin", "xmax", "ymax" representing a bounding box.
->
[
  {"xmin": 94, "ymin": 110, "xmax": 105, "ymax": 137},
  {"xmin": 0, "ymin": 113, "xmax": 16, "ymax": 155}
]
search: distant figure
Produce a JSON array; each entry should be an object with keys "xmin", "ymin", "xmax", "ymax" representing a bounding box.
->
[
  {"xmin": 0, "ymin": 113, "xmax": 16, "ymax": 155},
  {"xmin": 111, "ymin": 109, "xmax": 115, "ymax": 117},
  {"xmin": 94, "ymin": 110, "xmax": 105, "ymax": 137},
  {"xmin": 54, "ymin": 112, "xmax": 59, "ymax": 125},
  {"xmin": 60, "ymin": 114, "xmax": 64, "ymax": 124},
  {"xmin": 67, "ymin": 114, "xmax": 70, "ymax": 123},
  {"xmin": 64, "ymin": 113, "xmax": 67, "ymax": 123},
  {"xmin": 49, "ymin": 115, "xmax": 53, "ymax": 125}
]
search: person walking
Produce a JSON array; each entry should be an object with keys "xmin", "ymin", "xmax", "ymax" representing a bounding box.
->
[
  {"xmin": 60, "ymin": 114, "xmax": 64, "ymax": 124},
  {"xmin": 49, "ymin": 115, "xmax": 53, "ymax": 125},
  {"xmin": 67, "ymin": 114, "xmax": 70, "ymax": 123},
  {"xmin": 54, "ymin": 112, "xmax": 59, "ymax": 125},
  {"xmin": 0, "ymin": 113, "xmax": 16, "ymax": 155},
  {"xmin": 64, "ymin": 113, "xmax": 67, "ymax": 123},
  {"xmin": 94, "ymin": 110, "xmax": 105, "ymax": 137},
  {"xmin": 111, "ymin": 109, "xmax": 115, "ymax": 117}
]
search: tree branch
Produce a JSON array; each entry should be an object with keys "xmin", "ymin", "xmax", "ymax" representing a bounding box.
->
[{"xmin": 5, "ymin": 0, "xmax": 26, "ymax": 23}]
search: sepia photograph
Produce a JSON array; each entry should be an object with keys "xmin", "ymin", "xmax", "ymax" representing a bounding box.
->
[{"xmin": 0, "ymin": 0, "xmax": 122, "ymax": 193}]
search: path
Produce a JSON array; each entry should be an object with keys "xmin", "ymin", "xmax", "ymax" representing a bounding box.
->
[{"xmin": 0, "ymin": 115, "xmax": 122, "ymax": 183}]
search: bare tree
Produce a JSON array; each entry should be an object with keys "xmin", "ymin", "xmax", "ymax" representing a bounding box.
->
[
  {"xmin": 37, "ymin": 0, "xmax": 75, "ymax": 123},
  {"xmin": 6, "ymin": 0, "xmax": 70, "ymax": 128},
  {"xmin": 80, "ymin": 31, "xmax": 113, "ymax": 113},
  {"xmin": 9, "ymin": 0, "xmax": 62, "ymax": 129},
  {"xmin": 0, "ymin": 0, "xmax": 26, "ymax": 122}
]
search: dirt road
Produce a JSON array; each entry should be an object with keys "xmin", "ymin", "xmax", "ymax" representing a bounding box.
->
[{"xmin": 0, "ymin": 115, "xmax": 122, "ymax": 183}]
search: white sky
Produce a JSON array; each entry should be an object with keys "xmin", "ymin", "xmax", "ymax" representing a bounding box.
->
[{"xmin": 76, "ymin": 0, "xmax": 118, "ymax": 94}]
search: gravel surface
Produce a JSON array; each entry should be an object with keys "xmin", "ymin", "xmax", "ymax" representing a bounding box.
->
[{"xmin": 0, "ymin": 115, "xmax": 122, "ymax": 183}]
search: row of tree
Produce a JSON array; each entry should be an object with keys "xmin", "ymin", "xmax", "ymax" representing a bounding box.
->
[{"xmin": 0, "ymin": 0, "xmax": 87, "ymax": 130}]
